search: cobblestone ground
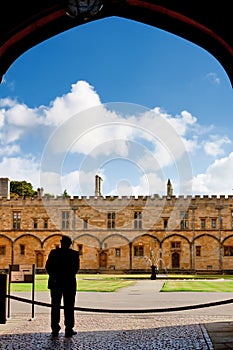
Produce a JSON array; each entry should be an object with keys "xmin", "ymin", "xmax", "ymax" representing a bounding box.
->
[{"xmin": 0, "ymin": 313, "xmax": 215, "ymax": 350}]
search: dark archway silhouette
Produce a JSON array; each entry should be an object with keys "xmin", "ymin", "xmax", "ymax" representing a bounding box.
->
[{"xmin": 0, "ymin": 1, "xmax": 232, "ymax": 86}]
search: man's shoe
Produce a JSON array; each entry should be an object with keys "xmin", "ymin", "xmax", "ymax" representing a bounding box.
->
[
  {"xmin": 65, "ymin": 329, "xmax": 77, "ymax": 337},
  {"xmin": 51, "ymin": 331, "xmax": 59, "ymax": 338},
  {"xmin": 51, "ymin": 326, "xmax": 61, "ymax": 338}
]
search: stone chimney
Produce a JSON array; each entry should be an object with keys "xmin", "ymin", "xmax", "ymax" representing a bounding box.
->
[
  {"xmin": 95, "ymin": 175, "xmax": 103, "ymax": 197},
  {"xmin": 167, "ymin": 179, "xmax": 173, "ymax": 197},
  {"xmin": 0, "ymin": 178, "xmax": 10, "ymax": 199},
  {"xmin": 37, "ymin": 187, "xmax": 44, "ymax": 199}
]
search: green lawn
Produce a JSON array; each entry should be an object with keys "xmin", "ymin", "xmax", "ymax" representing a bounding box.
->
[
  {"xmin": 162, "ymin": 280, "xmax": 233, "ymax": 292},
  {"xmin": 76, "ymin": 279, "xmax": 134, "ymax": 292},
  {"xmin": 164, "ymin": 274, "xmax": 233, "ymax": 280},
  {"xmin": 9, "ymin": 274, "xmax": 136, "ymax": 292}
]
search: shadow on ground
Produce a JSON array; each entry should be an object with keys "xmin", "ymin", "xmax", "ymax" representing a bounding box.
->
[{"xmin": 0, "ymin": 322, "xmax": 212, "ymax": 350}]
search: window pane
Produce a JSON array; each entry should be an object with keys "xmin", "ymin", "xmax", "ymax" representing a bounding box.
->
[
  {"xmin": 0, "ymin": 246, "xmax": 6, "ymax": 255},
  {"xmin": 212, "ymin": 219, "xmax": 216, "ymax": 228},
  {"xmin": 224, "ymin": 246, "xmax": 233, "ymax": 256},
  {"xmin": 134, "ymin": 211, "xmax": 142, "ymax": 229},
  {"xmin": 13, "ymin": 212, "xmax": 21, "ymax": 229},
  {"xmin": 196, "ymin": 246, "xmax": 201, "ymax": 256},
  {"xmin": 201, "ymin": 219, "xmax": 205, "ymax": 229},
  {"xmin": 107, "ymin": 212, "xmax": 115, "ymax": 229},
  {"xmin": 62, "ymin": 211, "xmax": 70, "ymax": 229},
  {"xmin": 20, "ymin": 244, "xmax": 25, "ymax": 255},
  {"xmin": 115, "ymin": 248, "xmax": 120, "ymax": 257},
  {"xmin": 134, "ymin": 246, "xmax": 144, "ymax": 256}
]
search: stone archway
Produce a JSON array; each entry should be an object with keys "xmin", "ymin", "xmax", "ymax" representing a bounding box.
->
[{"xmin": 0, "ymin": 1, "xmax": 232, "ymax": 86}]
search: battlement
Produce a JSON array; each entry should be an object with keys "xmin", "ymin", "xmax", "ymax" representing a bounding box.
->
[{"xmin": 0, "ymin": 193, "xmax": 233, "ymax": 205}]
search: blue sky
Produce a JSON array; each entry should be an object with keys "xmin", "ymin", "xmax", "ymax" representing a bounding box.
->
[{"xmin": 0, "ymin": 17, "xmax": 232, "ymax": 197}]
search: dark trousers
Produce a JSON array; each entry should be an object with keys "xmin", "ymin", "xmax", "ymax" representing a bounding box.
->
[{"xmin": 50, "ymin": 286, "xmax": 76, "ymax": 332}]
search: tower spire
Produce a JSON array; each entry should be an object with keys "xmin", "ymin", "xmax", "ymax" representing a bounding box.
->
[{"xmin": 167, "ymin": 179, "xmax": 173, "ymax": 197}]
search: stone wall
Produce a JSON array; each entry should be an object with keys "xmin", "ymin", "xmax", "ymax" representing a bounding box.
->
[{"xmin": 0, "ymin": 194, "xmax": 232, "ymax": 273}]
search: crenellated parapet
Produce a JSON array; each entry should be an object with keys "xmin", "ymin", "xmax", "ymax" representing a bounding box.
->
[
  {"xmin": 1, "ymin": 192, "xmax": 233, "ymax": 209},
  {"xmin": 0, "ymin": 193, "xmax": 233, "ymax": 203}
]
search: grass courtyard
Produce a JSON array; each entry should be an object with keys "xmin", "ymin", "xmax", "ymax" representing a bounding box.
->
[{"xmin": 8, "ymin": 273, "xmax": 233, "ymax": 293}]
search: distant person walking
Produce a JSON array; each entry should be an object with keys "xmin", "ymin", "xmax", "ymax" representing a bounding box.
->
[{"xmin": 46, "ymin": 235, "xmax": 79, "ymax": 338}]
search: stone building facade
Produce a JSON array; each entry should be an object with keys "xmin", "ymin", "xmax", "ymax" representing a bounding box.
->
[{"xmin": 1, "ymin": 177, "xmax": 233, "ymax": 273}]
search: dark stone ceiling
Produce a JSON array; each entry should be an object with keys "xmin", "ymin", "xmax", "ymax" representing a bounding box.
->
[{"xmin": 0, "ymin": 0, "xmax": 232, "ymax": 86}]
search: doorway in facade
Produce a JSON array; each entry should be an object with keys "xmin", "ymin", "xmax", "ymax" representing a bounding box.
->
[
  {"xmin": 99, "ymin": 251, "xmax": 107, "ymax": 268},
  {"xmin": 35, "ymin": 252, "xmax": 44, "ymax": 268},
  {"xmin": 172, "ymin": 252, "xmax": 180, "ymax": 268}
]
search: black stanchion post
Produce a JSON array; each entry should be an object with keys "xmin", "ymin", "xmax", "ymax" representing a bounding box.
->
[
  {"xmin": 0, "ymin": 273, "xmax": 7, "ymax": 324},
  {"xmin": 7, "ymin": 265, "xmax": 12, "ymax": 319},
  {"xmin": 150, "ymin": 265, "xmax": 158, "ymax": 280},
  {"xmin": 31, "ymin": 264, "xmax": 35, "ymax": 320}
]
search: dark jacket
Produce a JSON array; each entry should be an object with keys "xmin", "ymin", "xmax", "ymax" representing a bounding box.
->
[{"xmin": 46, "ymin": 248, "xmax": 79, "ymax": 289}]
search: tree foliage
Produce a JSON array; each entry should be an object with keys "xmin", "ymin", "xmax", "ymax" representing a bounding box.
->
[
  {"xmin": 63, "ymin": 189, "xmax": 69, "ymax": 197},
  {"xmin": 10, "ymin": 180, "xmax": 36, "ymax": 197}
]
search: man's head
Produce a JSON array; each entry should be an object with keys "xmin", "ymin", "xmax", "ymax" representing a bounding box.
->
[{"xmin": 60, "ymin": 235, "xmax": 72, "ymax": 248}]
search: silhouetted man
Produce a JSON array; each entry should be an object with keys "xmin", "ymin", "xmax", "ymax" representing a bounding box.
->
[{"xmin": 46, "ymin": 235, "xmax": 79, "ymax": 338}]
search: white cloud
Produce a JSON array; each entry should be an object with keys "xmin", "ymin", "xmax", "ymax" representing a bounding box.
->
[
  {"xmin": 203, "ymin": 135, "xmax": 231, "ymax": 156},
  {"xmin": 0, "ymin": 144, "xmax": 20, "ymax": 156},
  {"xmin": 205, "ymin": 72, "xmax": 220, "ymax": 85},
  {"xmin": 182, "ymin": 136, "xmax": 199, "ymax": 154},
  {"xmin": 0, "ymin": 82, "xmax": 198, "ymax": 166},
  {"xmin": 68, "ymin": 122, "xmax": 131, "ymax": 157},
  {"xmin": 40, "ymin": 171, "xmax": 62, "ymax": 195},
  {"xmin": 0, "ymin": 110, "xmax": 5, "ymax": 129},
  {"xmin": 61, "ymin": 171, "xmax": 80, "ymax": 196},
  {"xmin": 0, "ymin": 98, "xmax": 17, "ymax": 108},
  {"xmin": 192, "ymin": 152, "xmax": 233, "ymax": 195},
  {"xmin": 6, "ymin": 104, "xmax": 38, "ymax": 127},
  {"xmin": 0, "ymin": 156, "xmax": 40, "ymax": 188},
  {"xmin": 0, "ymin": 101, "xmax": 42, "ymax": 145},
  {"xmin": 0, "ymin": 80, "xmax": 102, "ymax": 147},
  {"xmin": 0, "ymin": 80, "xmax": 232, "ymax": 196},
  {"xmin": 41, "ymin": 168, "xmax": 100, "ymax": 197},
  {"xmin": 61, "ymin": 169, "xmax": 98, "ymax": 196},
  {"xmin": 43, "ymin": 80, "xmax": 101, "ymax": 126},
  {"xmin": 163, "ymin": 109, "xmax": 197, "ymax": 136},
  {"xmin": 107, "ymin": 172, "xmax": 165, "ymax": 197}
]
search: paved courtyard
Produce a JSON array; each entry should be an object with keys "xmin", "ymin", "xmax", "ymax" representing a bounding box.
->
[
  {"xmin": 1, "ymin": 280, "xmax": 233, "ymax": 349},
  {"xmin": 0, "ymin": 313, "xmax": 215, "ymax": 350}
]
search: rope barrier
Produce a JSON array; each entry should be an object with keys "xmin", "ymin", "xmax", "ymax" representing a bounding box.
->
[{"xmin": 6, "ymin": 294, "xmax": 233, "ymax": 314}]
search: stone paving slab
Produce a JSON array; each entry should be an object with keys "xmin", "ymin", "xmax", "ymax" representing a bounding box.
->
[{"xmin": 204, "ymin": 321, "xmax": 233, "ymax": 350}]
